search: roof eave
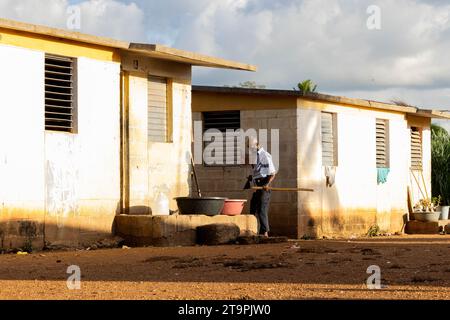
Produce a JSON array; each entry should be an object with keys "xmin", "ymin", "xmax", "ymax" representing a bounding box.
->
[
  {"xmin": 192, "ymin": 86, "xmax": 450, "ymax": 118},
  {"xmin": 128, "ymin": 43, "xmax": 257, "ymax": 71},
  {"xmin": 0, "ymin": 18, "xmax": 256, "ymax": 71},
  {"xmin": 416, "ymin": 109, "xmax": 450, "ymax": 120},
  {"xmin": 0, "ymin": 18, "xmax": 130, "ymax": 49}
]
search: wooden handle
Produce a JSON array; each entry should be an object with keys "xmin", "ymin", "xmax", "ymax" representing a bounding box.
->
[
  {"xmin": 190, "ymin": 155, "xmax": 202, "ymax": 197},
  {"xmin": 252, "ymin": 187, "xmax": 314, "ymax": 192}
]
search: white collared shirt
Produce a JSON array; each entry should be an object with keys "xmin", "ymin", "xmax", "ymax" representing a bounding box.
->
[{"xmin": 253, "ymin": 148, "xmax": 276, "ymax": 179}]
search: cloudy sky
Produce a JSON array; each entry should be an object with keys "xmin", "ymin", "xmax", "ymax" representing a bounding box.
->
[{"xmin": 1, "ymin": 0, "xmax": 450, "ymax": 122}]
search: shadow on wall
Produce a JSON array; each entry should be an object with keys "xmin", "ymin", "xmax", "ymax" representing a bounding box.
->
[
  {"xmin": 0, "ymin": 202, "xmax": 132, "ymax": 252},
  {"xmin": 0, "ymin": 219, "xmax": 112, "ymax": 252},
  {"xmin": 296, "ymin": 114, "xmax": 343, "ymax": 239}
]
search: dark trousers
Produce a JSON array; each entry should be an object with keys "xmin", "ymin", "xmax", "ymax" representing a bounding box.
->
[{"xmin": 250, "ymin": 177, "xmax": 272, "ymax": 234}]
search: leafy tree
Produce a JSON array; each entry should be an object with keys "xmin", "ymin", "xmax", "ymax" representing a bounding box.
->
[
  {"xmin": 431, "ymin": 124, "xmax": 450, "ymax": 205},
  {"xmin": 296, "ymin": 80, "xmax": 317, "ymax": 94},
  {"xmin": 238, "ymin": 81, "xmax": 266, "ymax": 89}
]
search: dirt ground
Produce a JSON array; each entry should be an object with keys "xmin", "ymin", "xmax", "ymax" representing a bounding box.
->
[{"xmin": 0, "ymin": 235, "xmax": 449, "ymax": 300}]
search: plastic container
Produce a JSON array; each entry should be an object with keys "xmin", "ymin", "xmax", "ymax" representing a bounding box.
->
[
  {"xmin": 174, "ymin": 197, "xmax": 227, "ymax": 216},
  {"xmin": 440, "ymin": 206, "xmax": 450, "ymax": 220},
  {"xmin": 221, "ymin": 199, "xmax": 247, "ymax": 216},
  {"xmin": 414, "ymin": 211, "xmax": 441, "ymax": 222},
  {"xmin": 153, "ymin": 192, "xmax": 170, "ymax": 216}
]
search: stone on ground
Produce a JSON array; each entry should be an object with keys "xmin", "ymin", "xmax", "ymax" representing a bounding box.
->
[{"xmin": 197, "ymin": 223, "xmax": 241, "ymax": 245}]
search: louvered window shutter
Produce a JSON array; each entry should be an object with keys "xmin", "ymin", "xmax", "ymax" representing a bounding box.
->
[
  {"xmin": 148, "ymin": 76, "xmax": 168, "ymax": 142},
  {"xmin": 45, "ymin": 55, "xmax": 76, "ymax": 132},
  {"xmin": 376, "ymin": 119, "xmax": 389, "ymax": 168},
  {"xmin": 203, "ymin": 111, "xmax": 241, "ymax": 165},
  {"xmin": 410, "ymin": 127, "xmax": 423, "ymax": 170},
  {"xmin": 321, "ymin": 112, "xmax": 336, "ymax": 166}
]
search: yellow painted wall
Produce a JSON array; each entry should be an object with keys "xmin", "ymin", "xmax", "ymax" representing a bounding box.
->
[{"xmin": 192, "ymin": 91, "xmax": 297, "ymax": 112}]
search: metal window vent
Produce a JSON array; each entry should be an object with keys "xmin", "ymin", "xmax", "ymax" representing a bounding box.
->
[
  {"xmin": 376, "ymin": 119, "xmax": 389, "ymax": 168},
  {"xmin": 321, "ymin": 112, "xmax": 336, "ymax": 166},
  {"xmin": 148, "ymin": 76, "xmax": 168, "ymax": 142},
  {"xmin": 411, "ymin": 127, "xmax": 423, "ymax": 170},
  {"xmin": 45, "ymin": 55, "xmax": 75, "ymax": 132},
  {"xmin": 203, "ymin": 111, "xmax": 241, "ymax": 165}
]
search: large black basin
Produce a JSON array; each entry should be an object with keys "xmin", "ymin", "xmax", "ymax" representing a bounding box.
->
[{"xmin": 175, "ymin": 197, "xmax": 227, "ymax": 216}]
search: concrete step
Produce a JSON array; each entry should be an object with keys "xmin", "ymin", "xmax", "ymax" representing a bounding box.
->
[
  {"xmin": 114, "ymin": 214, "xmax": 258, "ymax": 247},
  {"xmin": 405, "ymin": 219, "xmax": 450, "ymax": 234}
]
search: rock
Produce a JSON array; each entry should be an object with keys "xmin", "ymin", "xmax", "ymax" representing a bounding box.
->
[
  {"xmin": 96, "ymin": 236, "xmax": 125, "ymax": 249},
  {"xmin": 44, "ymin": 241, "xmax": 77, "ymax": 251},
  {"xmin": 196, "ymin": 223, "xmax": 240, "ymax": 246}
]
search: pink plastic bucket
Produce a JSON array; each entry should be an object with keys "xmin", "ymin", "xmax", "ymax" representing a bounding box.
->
[{"xmin": 221, "ymin": 199, "xmax": 247, "ymax": 216}]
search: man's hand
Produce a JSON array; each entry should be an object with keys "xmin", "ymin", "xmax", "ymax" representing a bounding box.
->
[{"xmin": 263, "ymin": 175, "xmax": 276, "ymax": 191}]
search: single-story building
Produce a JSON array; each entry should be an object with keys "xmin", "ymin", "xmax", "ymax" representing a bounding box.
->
[
  {"xmin": 0, "ymin": 18, "xmax": 255, "ymax": 250},
  {"xmin": 192, "ymin": 86, "xmax": 450, "ymax": 238}
]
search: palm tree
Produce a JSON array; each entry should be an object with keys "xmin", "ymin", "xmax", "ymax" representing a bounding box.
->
[{"xmin": 296, "ymin": 80, "xmax": 317, "ymax": 94}]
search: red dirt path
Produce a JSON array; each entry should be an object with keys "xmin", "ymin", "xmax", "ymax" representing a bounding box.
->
[{"xmin": 0, "ymin": 235, "xmax": 449, "ymax": 300}]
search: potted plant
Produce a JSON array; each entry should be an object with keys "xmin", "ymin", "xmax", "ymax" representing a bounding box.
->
[
  {"xmin": 413, "ymin": 197, "xmax": 441, "ymax": 222},
  {"xmin": 438, "ymin": 197, "xmax": 450, "ymax": 220}
]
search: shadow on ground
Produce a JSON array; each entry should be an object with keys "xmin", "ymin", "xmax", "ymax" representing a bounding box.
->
[{"xmin": 0, "ymin": 236, "xmax": 449, "ymax": 289}]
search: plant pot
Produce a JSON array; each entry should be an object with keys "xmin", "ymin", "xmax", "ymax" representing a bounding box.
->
[
  {"xmin": 414, "ymin": 211, "xmax": 441, "ymax": 222},
  {"xmin": 221, "ymin": 199, "xmax": 247, "ymax": 216},
  {"xmin": 174, "ymin": 197, "xmax": 227, "ymax": 216},
  {"xmin": 440, "ymin": 206, "xmax": 450, "ymax": 220}
]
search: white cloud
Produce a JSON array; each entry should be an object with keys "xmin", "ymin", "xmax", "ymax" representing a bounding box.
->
[
  {"xmin": 0, "ymin": 0, "xmax": 146, "ymax": 41},
  {"xmin": 1, "ymin": 0, "xmax": 450, "ymax": 111}
]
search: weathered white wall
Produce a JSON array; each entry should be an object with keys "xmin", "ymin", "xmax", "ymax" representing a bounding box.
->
[
  {"xmin": 191, "ymin": 94, "xmax": 428, "ymax": 238},
  {"xmin": 124, "ymin": 55, "xmax": 192, "ymax": 215},
  {"xmin": 297, "ymin": 100, "xmax": 412, "ymax": 237},
  {"xmin": 0, "ymin": 44, "xmax": 45, "ymax": 248},
  {"xmin": 45, "ymin": 57, "xmax": 121, "ymax": 244},
  {"xmin": 0, "ymin": 43, "xmax": 121, "ymax": 248},
  {"xmin": 147, "ymin": 81, "xmax": 192, "ymax": 212},
  {"xmin": 406, "ymin": 116, "xmax": 432, "ymax": 207}
]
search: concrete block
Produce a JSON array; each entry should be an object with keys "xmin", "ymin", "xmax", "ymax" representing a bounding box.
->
[
  {"xmin": 114, "ymin": 214, "xmax": 257, "ymax": 247},
  {"xmin": 405, "ymin": 220, "xmax": 441, "ymax": 234}
]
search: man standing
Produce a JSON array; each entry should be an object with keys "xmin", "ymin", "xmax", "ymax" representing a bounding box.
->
[{"xmin": 249, "ymin": 138, "xmax": 276, "ymax": 237}]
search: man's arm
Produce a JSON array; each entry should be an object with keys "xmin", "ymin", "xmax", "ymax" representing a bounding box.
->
[
  {"xmin": 263, "ymin": 174, "xmax": 276, "ymax": 191},
  {"xmin": 263, "ymin": 152, "xmax": 277, "ymax": 190}
]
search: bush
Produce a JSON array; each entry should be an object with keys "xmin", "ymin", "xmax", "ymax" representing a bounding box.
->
[{"xmin": 431, "ymin": 125, "xmax": 450, "ymax": 206}]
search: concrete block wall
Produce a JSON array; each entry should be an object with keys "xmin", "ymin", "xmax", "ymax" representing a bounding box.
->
[
  {"xmin": 193, "ymin": 108, "xmax": 299, "ymax": 238},
  {"xmin": 192, "ymin": 97, "xmax": 431, "ymax": 239}
]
